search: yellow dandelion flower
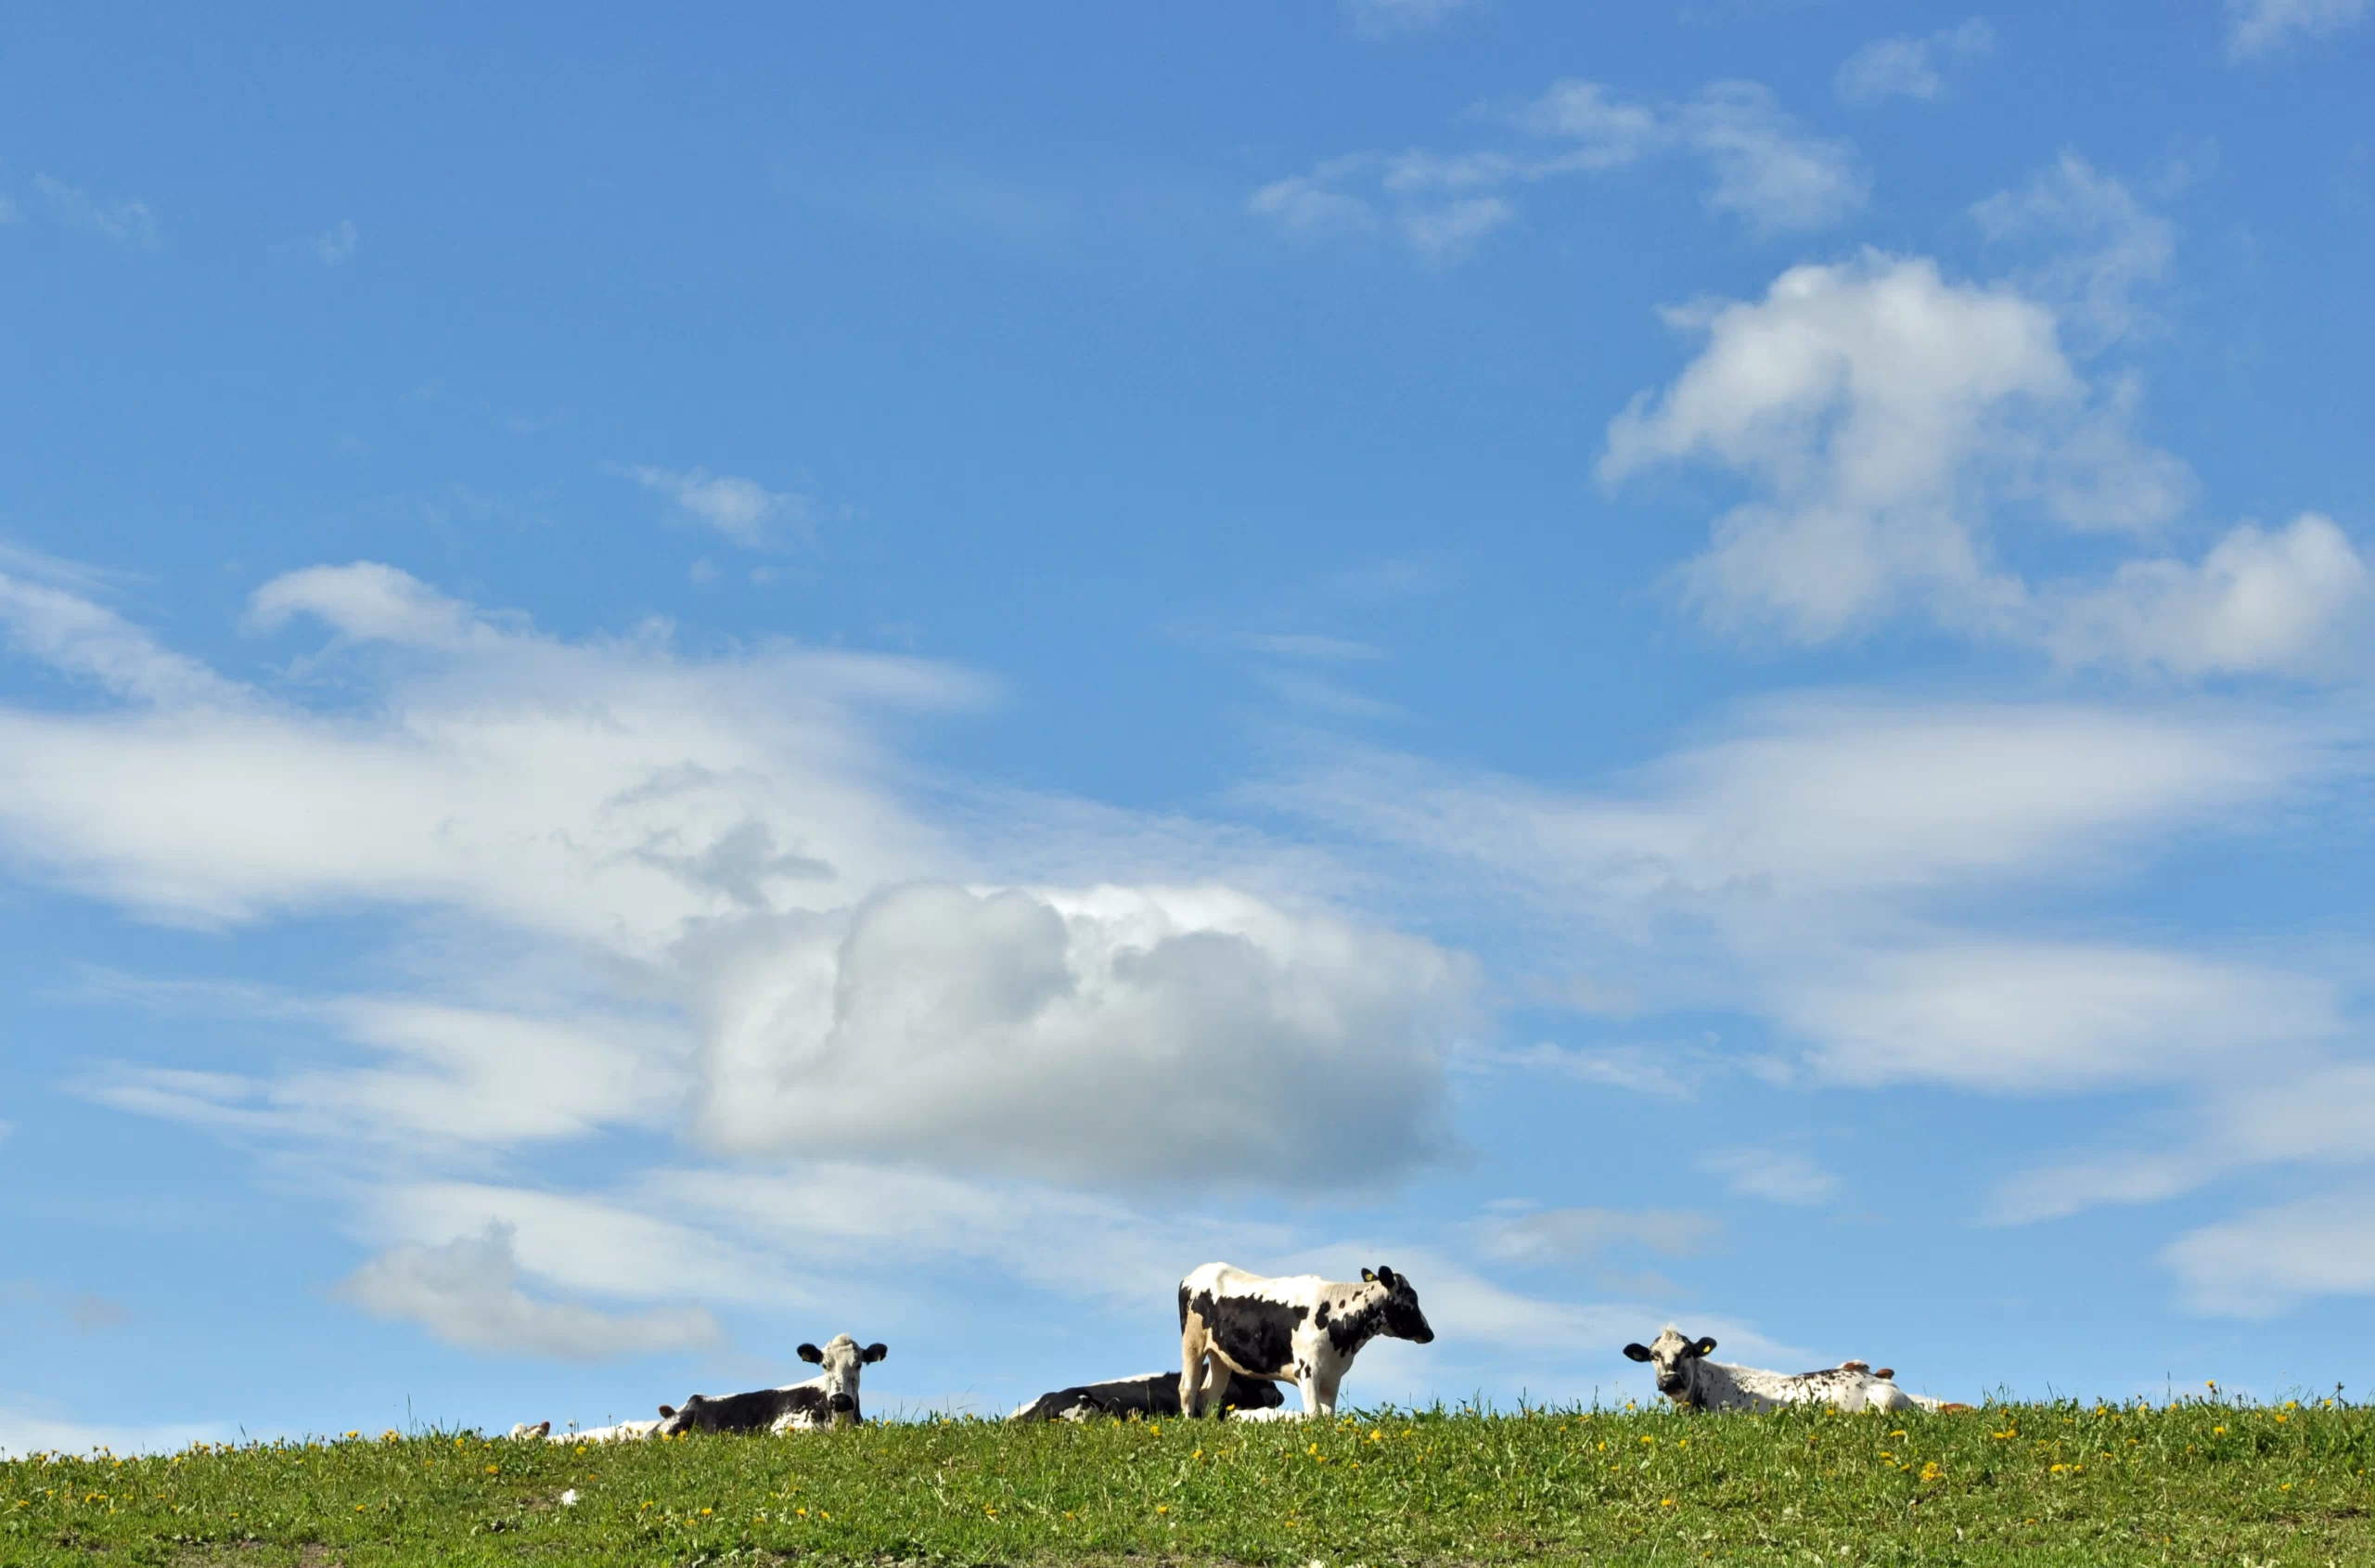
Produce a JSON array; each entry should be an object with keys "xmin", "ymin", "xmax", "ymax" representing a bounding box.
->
[
  {"xmin": 1660, "ymin": 1497, "xmax": 1676, "ymax": 1508},
  {"xmin": 1157, "ymin": 1504, "xmax": 1169, "ymax": 1514}
]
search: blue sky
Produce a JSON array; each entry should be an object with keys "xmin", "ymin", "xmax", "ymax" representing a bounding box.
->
[{"xmin": 4, "ymin": 0, "xmax": 2373, "ymax": 1449}]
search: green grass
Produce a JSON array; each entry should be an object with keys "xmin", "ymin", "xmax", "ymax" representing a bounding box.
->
[{"xmin": 6, "ymin": 1398, "xmax": 2371, "ymax": 1566}]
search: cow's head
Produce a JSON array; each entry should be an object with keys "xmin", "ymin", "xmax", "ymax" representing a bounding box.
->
[
  {"xmin": 1360, "ymin": 1266, "xmax": 1435, "ymax": 1344},
  {"xmin": 799, "ymin": 1332, "xmax": 890, "ymax": 1422},
  {"xmin": 1623, "ymin": 1326, "xmax": 1718, "ymax": 1407}
]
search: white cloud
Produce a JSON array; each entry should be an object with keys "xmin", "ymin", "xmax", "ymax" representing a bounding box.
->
[
  {"xmin": 649, "ymin": 1163, "xmax": 1293, "ymax": 1306},
  {"xmin": 335, "ymin": 1222, "xmax": 725, "ymax": 1359},
  {"xmin": 1698, "ymin": 1147, "xmax": 1838, "ymax": 1204},
  {"xmin": 1342, "ymin": 0, "xmax": 1485, "ymax": 41},
  {"xmin": 80, "ymin": 989, "xmax": 682, "ymax": 1155},
  {"xmin": 1776, "ymin": 941, "xmax": 2341, "ymax": 1092},
  {"xmin": 688, "ymin": 880, "xmax": 1471, "ymax": 1188},
  {"xmin": 1989, "ymin": 1060, "xmax": 2375, "ymax": 1224},
  {"xmin": 249, "ymin": 559, "xmax": 508, "ymax": 650},
  {"xmin": 1252, "ymin": 693, "xmax": 2347, "ymax": 1104},
  {"xmin": 2045, "ymin": 513, "xmax": 2370, "ymax": 678},
  {"xmin": 1604, "ymin": 251, "xmax": 2115, "ymax": 639},
  {"xmin": 2, "ymin": 566, "xmax": 1472, "ymax": 1198},
  {"xmin": 1834, "ymin": 19, "xmax": 1996, "ymax": 104},
  {"xmin": 1265, "ymin": 697, "xmax": 2302, "ymax": 910},
  {"xmin": 1595, "ymin": 251, "xmax": 2364, "ymax": 672},
  {"xmin": 2163, "ymin": 1190, "xmax": 2375, "ymax": 1315},
  {"xmin": 34, "ymin": 174, "xmax": 160, "ymax": 248},
  {"xmin": 2227, "ymin": 0, "xmax": 2372, "ymax": 58},
  {"xmin": 0, "ymin": 572, "xmax": 247, "ymax": 708},
  {"xmin": 623, "ymin": 465, "xmax": 817, "ymax": 552},
  {"xmin": 1249, "ymin": 76, "xmax": 1862, "ymax": 262},
  {"xmin": 2, "ymin": 564, "xmax": 967, "ymax": 935},
  {"xmin": 309, "ymin": 219, "xmax": 359, "ymax": 265}
]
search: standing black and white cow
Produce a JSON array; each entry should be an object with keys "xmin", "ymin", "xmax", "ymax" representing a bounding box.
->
[
  {"xmin": 1177, "ymin": 1262, "xmax": 1435, "ymax": 1420},
  {"xmin": 1623, "ymin": 1327, "xmax": 1965, "ymax": 1413},
  {"xmin": 657, "ymin": 1334, "xmax": 889, "ymax": 1435},
  {"xmin": 1009, "ymin": 1369, "xmax": 1287, "ymax": 1422}
]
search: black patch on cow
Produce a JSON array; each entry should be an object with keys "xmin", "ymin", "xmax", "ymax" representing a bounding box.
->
[
  {"xmin": 1014, "ymin": 1370, "xmax": 1283, "ymax": 1422},
  {"xmin": 663, "ymin": 1384, "xmax": 854, "ymax": 1434},
  {"xmin": 1189, "ymin": 1289, "xmax": 1308, "ymax": 1378},
  {"xmin": 1325, "ymin": 1299, "xmax": 1383, "ymax": 1358}
]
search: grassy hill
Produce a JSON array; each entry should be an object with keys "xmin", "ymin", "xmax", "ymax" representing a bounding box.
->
[{"xmin": 5, "ymin": 1397, "xmax": 2369, "ymax": 1565}]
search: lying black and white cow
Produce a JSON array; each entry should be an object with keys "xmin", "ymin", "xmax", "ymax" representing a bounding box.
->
[
  {"xmin": 657, "ymin": 1334, "xmax": 888, "ymax": 1435},
  {"xmin": 1009, "ymin": 1368, "xmax": 1287, "ymax": 1423},
  {"xmin": 511, "ymin": 1410, "xmax": 677, "ymax": 1444},
  {"xmin": 1178, "ymin": 1262, "xmax": 1435, "ymax": 1420},
  {"xmin": 1623, "ymin": 1327, "xmax": 1966, "ymax": 1413}
]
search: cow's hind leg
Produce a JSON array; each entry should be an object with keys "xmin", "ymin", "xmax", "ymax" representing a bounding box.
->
[{"xmin": 1197, "ymin": 1356, "xmax": 1239, "ymax": 1417}]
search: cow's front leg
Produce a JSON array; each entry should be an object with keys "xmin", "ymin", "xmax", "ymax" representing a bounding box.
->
[
  {"xmin": 1309, "ymin": 1366, "xmax": 1345, "ymax": 1420},
  {"xmin": 1294, "ymin": 1369, "xmax": 1328, "ymax": 1420}
]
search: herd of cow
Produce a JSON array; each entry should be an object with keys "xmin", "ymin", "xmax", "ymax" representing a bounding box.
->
[{"xmin": 507, "ymin": 1259, "xmax": 1964, "ymax": 1443}]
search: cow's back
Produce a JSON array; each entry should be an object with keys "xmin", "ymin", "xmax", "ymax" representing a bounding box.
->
[{"xmin": 1180, "ymin": 1266, "xmax": 1328, "ymax": 1378}]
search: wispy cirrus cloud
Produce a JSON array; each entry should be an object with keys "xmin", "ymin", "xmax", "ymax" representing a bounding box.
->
[
  {"xmin": 621, "ymin": 465, "xmax": 819, "ymax": 552},
  {"xmin": 335, "ymin": 1223, "xmax": 726, "ymax": 1361},
  {"xmin": 2163, "ymin": 1190, "xmax": 2375, "ymax": 1317},
  {"xmin": 1973, "ymin": 153, "xmax": 2176, "ymax": 348},
  {"xmin": 1698, "ymin": 1147, "xmax": 1838, "ymax": 1205},
  {"xmin": 1834, "ymin": 19, "xmax": 1995, "ymax": 105},
  {"xmin": 1249, "ymin": 77, "xmax": 1864, "ymax": 263},
  {"xmin": 33, "ymin": 174, "xmax": 160, "ymax": 248},
  {"xmin": 307, "ymin": 219, "xmax": 359, "ymax": 265},
  {"xmin": 2227, "ymin": 0, "xmax": 2371, "ymax": 59},
  {"xmin": 1342, "ymin": 0, "xmax": 1486, "ymax": 41}
]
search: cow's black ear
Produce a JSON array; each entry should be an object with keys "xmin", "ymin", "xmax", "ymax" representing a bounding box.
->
[
  {"xmin": 1693, "ymin": 1337, "xmax": 1718, "ymax": 1357},
  {"xmin": 798, "ymin": 1343, "xmax": 824, "ymax": 1364},
  {"xmin": 1377, "ymin": 1266, "xmax": 1398, "ymax": 1288},
  {"xmin": 658, "ymin": 1405, "xmax": 675, "ymax": 1419},
  {"xmin": 862, "ymin": 1342, "xmax": 888, "ymax": 1363},
  {"xmin": 1361, "ymin": 1268, "xmax": 1377, "ymax": 1283},
  {"xmin": 1623, "ymin": 1343, "xmax": 1654, "ymax": 1362}
]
